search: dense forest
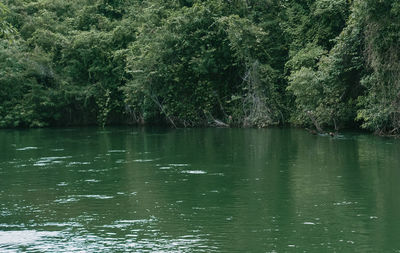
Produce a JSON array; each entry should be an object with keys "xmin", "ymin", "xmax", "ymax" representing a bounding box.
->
[{"xmin": 0, "ymin": 0, "xmax": 399, "ymax": 135}]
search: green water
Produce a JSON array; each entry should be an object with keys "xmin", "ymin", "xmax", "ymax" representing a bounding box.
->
[{"xmin": 1, "ymin": 127, "xmax": 400, "ymax": 252}]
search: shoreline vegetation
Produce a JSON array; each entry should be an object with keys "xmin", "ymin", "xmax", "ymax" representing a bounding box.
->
[{"xmin": 1, "ymin": 1, "xmax": 399, "ymax": 137}]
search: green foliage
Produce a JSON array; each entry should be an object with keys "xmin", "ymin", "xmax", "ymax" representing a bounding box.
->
[
  {"xmin": 123, "ymin": 0, "xmax": 286, "ymax": 127},
  {"xmin": 1, "ymin": 0, "xmax": 400, "ymax": 136},
  {"xmin": 1, "ymin": 0, "xmax": 136, "ymax": 127},
  {"xmin": 0, "ymin": 2, "xmax": 16, "ymax": 40},
  {"xmin": 355, "ymin": 0, "xmax": 400, "ymax": 135},
  {"xmin": 0, "ymin": 40, "xmax": 61, "ymax": 127},
  {"xmin": 124, "ymin": 1, "xmax": 239, "ymax": 126},
  {"xmin": 287, "ymin": 14, "xmax": 364, "ymax": 131},
  {"xmin": 284, "ymin": 0, "xmax": 349, "ymax": 54}
]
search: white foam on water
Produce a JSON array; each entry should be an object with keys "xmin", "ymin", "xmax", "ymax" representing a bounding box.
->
[
  {"xmin": 134, "ymin": 159, "xmax": 155, "ymax": 162},
  {"xmin": 68, "ymin": 162, "xmax": 91, "ymax": 166},
  {"xmin": 159, "ymin": 166, "xmax": 172, "ymax": 170},
  {"xmin": 54, "ymin": 198, "xmax": 79, "ymax": 204},
  {"xmin": 117, "ymin": 220, "xmax": 148, "ymax": 223},
  {"xmin": 169, "ymin": 164, "xmax": 190, "ymax": 167},
  {"xmin": 34, "ymin": 156, "xmax": 73, "ymax": 166},
  {"xmin": 0, "ymin": 224, "xmax": 26, "ymax": 229},
  {"xmin": 181, "ymin": 170, "xmax": 207, "ymax": 175},
  {"xmin": 40, "ymin": 156, "xmax": 72, "ymax": 160},
  {"xmin": 33, "ymin": 163, "xmax": 48, "ymax": 167},
  {"xmin": 333, "ymin": 201, "xmax": 355, "ymax": 206},
  {"xmin": 73, "ymin": 195, "xmax": 114, "ymax": 200},
  {"xmin": 16, "ymin": 147, "xmax": 38, "ymax": 151},
  {"xmin": 108, "ymin": 150, "xmax": 126, "ymax": 153},
  {"xmin": 0, "ymin": 230, "xmax": 60, "ymax": 245},
  {"xmin": 84, "ymin": 179, "xmax": 101, "ymax": 183},
  {"xmin": 40, "ymin": 222, "xmax": 82, "ymax": 228}
]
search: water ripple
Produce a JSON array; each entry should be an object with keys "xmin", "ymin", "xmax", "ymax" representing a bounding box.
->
[{"xmin": 16, "ymin": 147, "xmax": 38, "ymax": 151}]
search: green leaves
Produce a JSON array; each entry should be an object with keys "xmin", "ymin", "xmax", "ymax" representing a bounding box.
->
[
  {"xmin": 352, "ymin": 0, "xmax": 400, "ymax": 135},
  {"xmin": 122, "ymin": 0, "xmax": 287, "ymax": 127},
  {"xmin": 0, "ymin": 2, "xmax": 16, "ymax": 40},
  {"xmin": 1, "ymin": 0, "xmax": 400, "ymax": 135}
]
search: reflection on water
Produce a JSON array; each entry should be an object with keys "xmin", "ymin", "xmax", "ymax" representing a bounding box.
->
[{"xmin": 1, "ymin": 127, "xmax": 400, "ymax": 252}]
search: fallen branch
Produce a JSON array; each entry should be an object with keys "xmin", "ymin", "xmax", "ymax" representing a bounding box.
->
[{"xmin": 213, "ymin": 119, "xmax": 229, "ymax": 127}]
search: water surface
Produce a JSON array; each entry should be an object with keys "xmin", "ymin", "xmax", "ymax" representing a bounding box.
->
[{"xmin": 1, "ymin": 127, "xmax": 400, "ymax": 252}]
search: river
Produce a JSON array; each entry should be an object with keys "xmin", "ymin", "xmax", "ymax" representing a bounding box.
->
[{"xmin": 1, "ymin": 127, "xmax": 400, "ymax": 252}]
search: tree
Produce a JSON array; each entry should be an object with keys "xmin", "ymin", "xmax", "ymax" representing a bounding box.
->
[
  {"xmin": 356, "ymin": 0, "xmax": 400, "ymax": 135},
  {"xmin": 0, "ymin": 2, "xmax": 15, "ymax": 40}
]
